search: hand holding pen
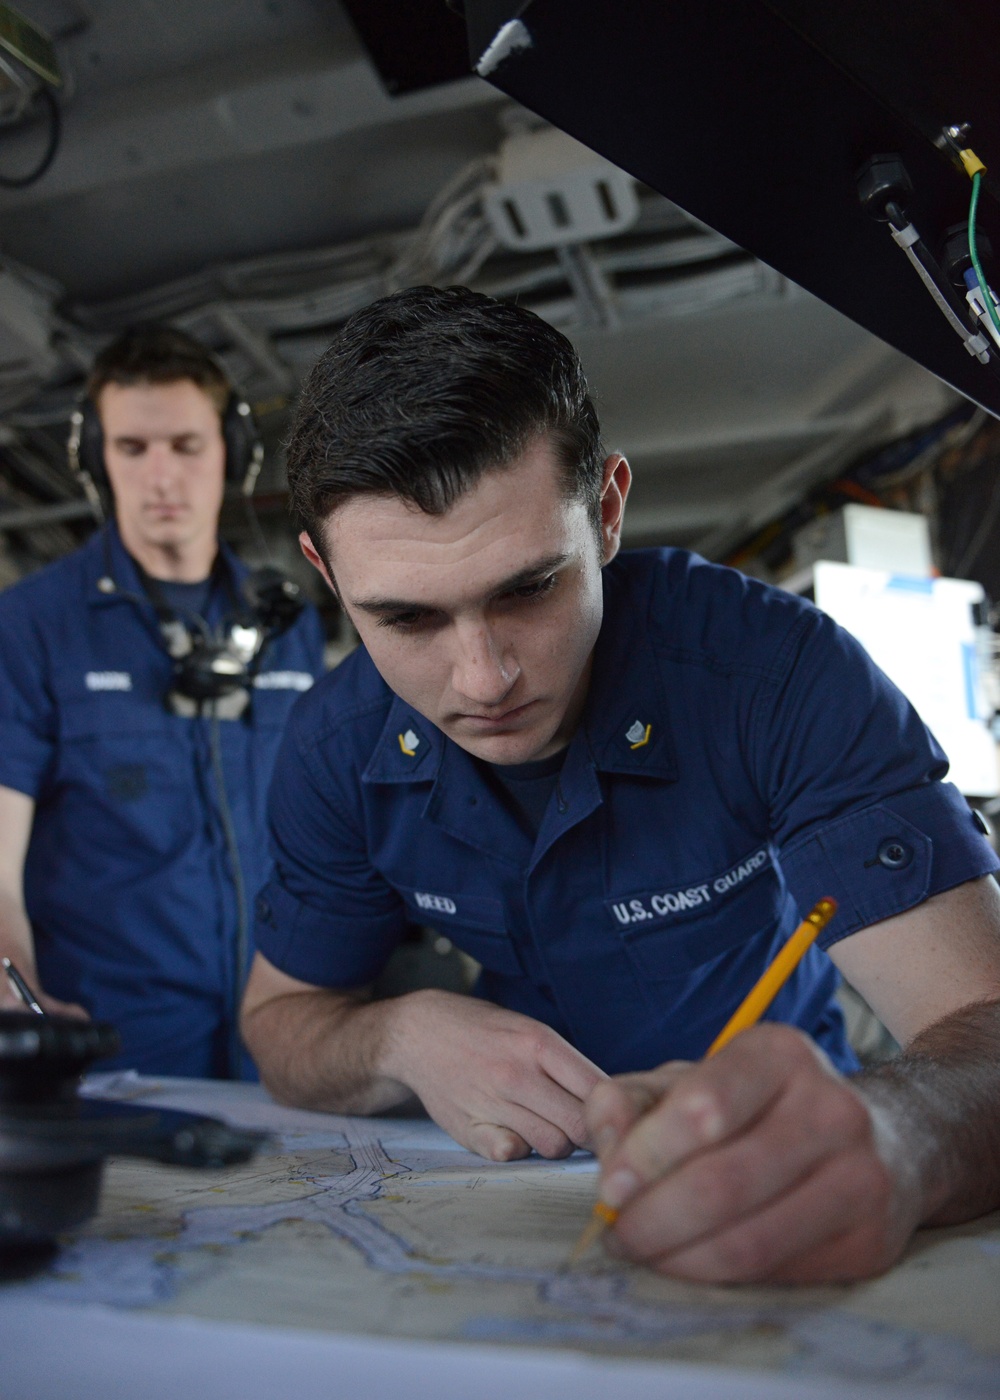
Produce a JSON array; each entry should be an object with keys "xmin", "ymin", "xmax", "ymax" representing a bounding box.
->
[
  {"xmin": 569, "ymin": 898, "xmax": 922, "ymax": 1284},
  {"xmin": 1, "ymin": 955, "xmax": 89, "ymax": 1019}
]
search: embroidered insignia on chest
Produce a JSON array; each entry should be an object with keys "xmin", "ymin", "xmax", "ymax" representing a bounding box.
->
[
  {"xmin": 398, "ymin": 728, "xmax": 420, "ymax": 756},
  {"xmin": 626, "ymin": 720, "xmax": 651, "ymax": 749}
]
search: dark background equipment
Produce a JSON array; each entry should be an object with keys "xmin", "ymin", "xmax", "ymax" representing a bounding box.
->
[
  {"xmin": 462, "ymin": 0, "xmax": 1000, "ymax": 419},
  {"xmin": 0, "ymin": 1011, "xmax": 266, "ymax": 1280},
  {"xmin": 339, "ymin": 0, "xmax": 470, "ymax": 94}
]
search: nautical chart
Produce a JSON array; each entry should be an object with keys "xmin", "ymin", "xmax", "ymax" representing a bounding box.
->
[{"xmin": 9, "ymin": 1076, "xmax": 1000, "ymax": 1396}]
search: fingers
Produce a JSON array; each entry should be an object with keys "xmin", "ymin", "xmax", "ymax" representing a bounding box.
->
[
  {"xmin": 486, "ymin": 1032, "xmax": 603, "ymax": 1151},
  {"xmin": 464, "ymin": 1122, "xmax": 532, "ymax": 1161},
  {"xmin": 638, "ymin": 1147, "xmax": 896, "ymax": 1284},
  {"xmin": 485, "ymin": 1063, "xmax": 590, "ymax": 1155},
  {"xmin": 590, "ymin": 1026, "xmax": 905, "ymax": 1285},
  {"xmin": 610, "ymin": 1061, "xmax": 875, "ymax": 1262},
  {"xmin": 400, "ymin": 999, "xmax": 608, "ymax": 1162},
  {"xmin": 536, "ymin": 1035, "xmax": 607, "ymax": 1102},
  {"xmin": 41, "ymin": 996, "xmax": 89, "ymax": 1019},
  {"xmin": 599, "ymin": 1026, "xmax": 831, "ymax": 1208},
  {"xmin": 586, "ymin": 1063, "xmax": 691, "ymax": 1158}
]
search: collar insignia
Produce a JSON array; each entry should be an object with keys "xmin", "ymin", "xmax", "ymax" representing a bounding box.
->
[
  {"xmin": 398, "ymin": 728, "xmax": 420, "ymax": 757},
  {"xmin": 626, "ymin": 720, "xmax": 652, "ymax": 749}
]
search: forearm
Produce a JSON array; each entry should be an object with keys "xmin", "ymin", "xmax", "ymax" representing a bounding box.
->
[
  {"xmin": 855, "ymin": 997, "xmax": 1000, "ymax": 1227},
  {"xmin": 241, "ymin": 984, "xmax": 430, "ymax": 1115}
]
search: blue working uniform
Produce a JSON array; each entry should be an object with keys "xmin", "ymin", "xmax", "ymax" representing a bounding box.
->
[
  {"xmin": 0, "ymin": 522, "xmax": 325, "ymax": 1077},
  {"xmin": 255, "ymin": 549, "xmax": 998, "ymax": 1075}
]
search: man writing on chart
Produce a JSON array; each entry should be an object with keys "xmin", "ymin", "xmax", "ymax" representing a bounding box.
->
[
  {"xmin": 0, "ymin": 326, "xmax": 324, "ymax": 1076},
  {"xmin": 242, "ymin": 287, "xmax": 1000, "ymax": 1282}
]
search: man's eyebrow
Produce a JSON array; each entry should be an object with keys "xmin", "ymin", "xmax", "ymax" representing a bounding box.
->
[
  {"xmin": 111, "ymin": 431, "xmax": 203, "ymax": 442},
  {"xmin": 488, "ymin": 553, "xmax": 569, "ymax": 597},
  {"xmin": 351, "ymin": 552, "xmax": 570, "ymax": 615}
]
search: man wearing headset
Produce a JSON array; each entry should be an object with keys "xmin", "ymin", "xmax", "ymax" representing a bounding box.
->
[{"xmin": 0, "ymin": 325, "xmax": 325, "ymax": 1077}]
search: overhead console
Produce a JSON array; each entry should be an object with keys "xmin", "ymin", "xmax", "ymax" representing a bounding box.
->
[{"xmin": 462, "ymin": 0, "xmax": 1000, "ymax": 418}]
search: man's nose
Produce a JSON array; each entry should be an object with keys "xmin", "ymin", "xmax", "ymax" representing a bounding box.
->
[
  {"xmin": 451, "ymin": 622, "xmax": 520, "ymax": 706},
  {"xmin": 145, "ymin": 443, "xmax": 181, "ymax": 488}
]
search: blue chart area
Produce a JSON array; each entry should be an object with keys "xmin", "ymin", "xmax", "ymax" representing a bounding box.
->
[{"xmin": 6, "ymin": 1077, "xmax": 1000, "ymax": 1398}]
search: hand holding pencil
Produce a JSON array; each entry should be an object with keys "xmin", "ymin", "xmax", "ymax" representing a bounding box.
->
[{"xmin": 570, "ymin": 896, "xmax": 916, "ymax": 1284}]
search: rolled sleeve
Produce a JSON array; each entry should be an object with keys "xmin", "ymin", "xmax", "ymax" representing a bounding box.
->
[
  {"xmin": 757, "ymin": 607, "xmax": 1000, "ymax": 943},
  {"xmin": 780, "ymin": 781, "xmax": 999, "ymax": 947},
  {"xmin": 254, "ymin": 879, "xmax": 404, "ymax": 986},
  {"xmin": 255, "ymin": 715, "xmax": 408, "ymax": 988}
]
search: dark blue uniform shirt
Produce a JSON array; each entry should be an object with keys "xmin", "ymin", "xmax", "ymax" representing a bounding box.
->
[
  {"xmin": 0, "ymin": 523, "xmax": 325, "ymax": 1077},
  {"xmin": 256, "ymin": 549, "xmax": 998, "ymax": 1075}
]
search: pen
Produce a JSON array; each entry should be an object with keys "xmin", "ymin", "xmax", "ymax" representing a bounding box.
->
[
  {"xmin": 567, "ymin": 896, "xmax": 839, "ymax": 1265},
  {"xmin": 2, "ymin": 956, "xmax": 46, "ymax": 1015}
]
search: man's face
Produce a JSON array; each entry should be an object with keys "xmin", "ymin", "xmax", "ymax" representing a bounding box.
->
[
  {"xmin": 97, "ymin": 379, "xmax": 226, "ymax": 562},
  {"xmin": 304, "ymin": 437, "xmax": 630, "ymax": 764}
]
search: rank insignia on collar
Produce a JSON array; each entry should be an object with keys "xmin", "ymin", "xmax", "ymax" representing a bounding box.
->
[
  {"xmin": 398, "ymin": 728, "xmax": 420, "ymax": 757},
  {"xmin": 626, "ymin": 720, "xmax": 652, "ymax": 749}
]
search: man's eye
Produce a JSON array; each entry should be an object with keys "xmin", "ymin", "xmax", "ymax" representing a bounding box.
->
[
  {"xmin": 510, "ymin": 574, "xmax": 557, "ymax": 601},
  {"xmin": 376, "ymin": 611, "xmax": 425, "ymax": 631}
]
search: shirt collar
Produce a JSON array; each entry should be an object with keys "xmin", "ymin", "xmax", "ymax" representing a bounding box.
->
[
  {"xmin": 361, "ymin": 553, "xmax": 677, "ymax": 787},
  {"xmin": 363, "ymin": 693, "xmax": 442, "ymax": 784},
  {"xmin": 581, "ymin": 558, "xmax": 678, "ymax": 781},
  {"xmin": 84, "ymin": 521, "xmax": 243, "ymax": 609}
]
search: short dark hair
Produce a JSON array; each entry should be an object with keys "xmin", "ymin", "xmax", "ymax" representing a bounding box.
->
[
  {"xmin": 87, "ymin": 324, "xmax": 231, "ymax": 417},
  {"xmin": 285, "ymin": 286, "xmax": 605, "ymax": 549}
]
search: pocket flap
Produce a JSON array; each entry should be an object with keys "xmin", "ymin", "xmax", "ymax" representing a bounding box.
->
[
  {"xmin": 618, "ymin": 867, "xmax": 782, "ymax": 981},
  {"xmin": 398, "ymin": 887, "xmax": 524, "ymax": 976}
]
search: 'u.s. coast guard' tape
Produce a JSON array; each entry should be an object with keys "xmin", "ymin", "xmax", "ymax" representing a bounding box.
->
[{"xmin": 608, "ymin": 847, "xmax": 771, "ymax": 927}]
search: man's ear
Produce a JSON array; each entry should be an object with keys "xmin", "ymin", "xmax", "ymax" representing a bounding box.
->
[
  {"xmin": 299, "ymin": 530, "xmax": 341, "ymax": 602},
  {"xmin": 599, "ymin": 454, "xmax": 631, "ymax": 565}
]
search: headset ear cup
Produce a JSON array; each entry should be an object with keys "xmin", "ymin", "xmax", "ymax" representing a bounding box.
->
[
  {"xmin": 222, "ymin": 395, "xmax": 263, "ymax": 488},
  {"xmin": 68, "ymin": 399, "xmax": 107, "ymax": 488}
]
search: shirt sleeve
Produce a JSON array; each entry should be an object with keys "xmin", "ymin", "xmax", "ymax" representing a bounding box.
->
[
  {"xmin": 0, "ymin": 594, "xmax": 56, "ymax": 799},
  {"xmin": 254, "ymin": 714, "xmax": 408, "ymax": 986},
  {"xmin": 752, "ymin": 605, "xmax": 1000, "ymax": 948}
]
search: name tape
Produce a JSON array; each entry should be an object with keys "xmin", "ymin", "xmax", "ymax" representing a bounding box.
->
[
  {"xmin": 610, "ymin": 848, "xmax": 770, "ymax": 927},
  {"xmin": 414, "ymin": 891, "xmax": 457, "ymax": 915},
  {"xmin": 253, "ymin": 671, "xmax": 314, "ymax": 692},
  {"xmin": 85, "ymin": 671, "xmax": 132, "ymax": 691}
]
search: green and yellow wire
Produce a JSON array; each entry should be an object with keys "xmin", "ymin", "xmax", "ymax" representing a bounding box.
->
[{"xmin": 961, "ymin": 148, "xmax": 1000, "ymax": 345}]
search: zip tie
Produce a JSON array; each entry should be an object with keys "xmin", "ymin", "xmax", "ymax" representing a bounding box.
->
[
  {"xmin": 891, "ymin": 222, "xmax": 920, "ymax": 249},
  {"xmin": 890, "ymin": 222, "xmax": 991, "ymax": 362}
]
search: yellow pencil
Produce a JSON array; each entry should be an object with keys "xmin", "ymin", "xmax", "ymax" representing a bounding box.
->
[{"xmin": 566, "ymin": 896, "xmax": 839, "ymax": 1266}]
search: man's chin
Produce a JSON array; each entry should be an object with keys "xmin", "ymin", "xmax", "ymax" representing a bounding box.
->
[
  {"xmin": 137, "ymin": 523, "xmax": 192, "ymax": 550},
  {"xmin": 446, "ymin": 724, "xmax": 560, "ymax": 767}
]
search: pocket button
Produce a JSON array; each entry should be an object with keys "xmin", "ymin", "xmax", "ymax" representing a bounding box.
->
[{"xmin": 877, "ymin": 838, "xmax": 913, "ymax": 870}]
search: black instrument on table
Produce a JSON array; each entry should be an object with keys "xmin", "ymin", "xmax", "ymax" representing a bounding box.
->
[{"xmin": 0, "ymin": 1010, "xmax": 267, "ymax": 1280}]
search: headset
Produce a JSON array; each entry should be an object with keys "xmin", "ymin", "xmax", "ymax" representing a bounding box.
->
[
  {"xmin": 67, "ymin": 390, "xmax": 264, "ymax": 504},
  {"xmin": 68, "ymin": 355, "xmax": 301, "ymax": 719},
  {"xmin": 143, "ymin": 561, "xmax": 305, "ymax": 720}
]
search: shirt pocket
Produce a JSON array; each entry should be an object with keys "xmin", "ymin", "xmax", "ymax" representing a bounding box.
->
[
  {"xmin": 397, "ymin": 886, "xmax": 524, "ymax": 977},
  {"xmin": 52, "ymin": 695, "xmax": 199, "ymax": 853},
  {"xmin": 615, "ymin": 867, "xmax": 783, "ymax": 983}
]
